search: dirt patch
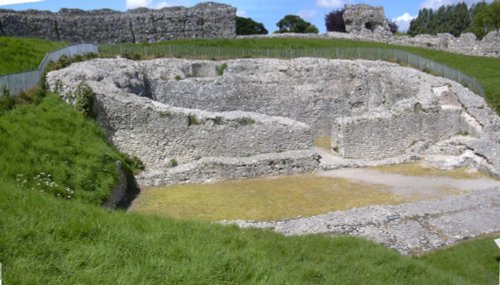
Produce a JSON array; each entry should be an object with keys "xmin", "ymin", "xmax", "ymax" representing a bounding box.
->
[
  {"xmin": 129, "ymin": 174, "xmax": 402, "ymax": 221},
  {"xmin": 318, "ymin": 168, "xmax": 500, "ymax": 199}
]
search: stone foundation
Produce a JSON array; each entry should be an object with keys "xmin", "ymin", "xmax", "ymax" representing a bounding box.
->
[{"xmin": 46, "ymin": 57, "xmax": 500, "ymax": 184}]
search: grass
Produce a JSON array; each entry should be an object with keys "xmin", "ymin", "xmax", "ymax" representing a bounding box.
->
[
  {"xmin": 2, "ymin": 180, "xmax": 500, "ymax": 284},
  {"xmin": 130, "ymin": 175, "xmax": 401, "ymax": 221},
  {"xmin": 314, "ymin": 136, "xmax": 332, "ymax": 150},
  {"xmin": 0, "ymin": 36, "xmax": 66, "ymax": 75},
  {"xmin": 100, "ymin": 38, "xmax": 500, "ymax": 113},
  {"xmin": 0, "ymin": 94, "xmax": 133, "ymax": 204},
  {"xmin": 370, "ymin": 162, "xmax": 490, "ymax": 180}
]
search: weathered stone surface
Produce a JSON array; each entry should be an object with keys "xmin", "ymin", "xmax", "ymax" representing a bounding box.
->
[
  {"xmin": 226, "ymin": 187, "xmax": 500, "ymax": 255},
  {"xmin": 343, "ymin": 4, "xmax": 392, "ymax": 37},
  {"xmin": 136, "ymin": 150, "xmax": 321, "ymax": 187},
  {"xmin": 0, "ymin": 2, "xmax": 236, "ymax": 43},
  {"xmin": 46, "ymin": 57, "xmax": 500, "ymax": 184},
  {"xmin": 332, "ymin": 106, "xmax": 464, "ymax": 159}
]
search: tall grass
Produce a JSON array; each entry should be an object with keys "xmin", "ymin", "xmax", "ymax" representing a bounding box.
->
[
  {"xmin": 1, "ymin": 180, "xmax": 499, "ymax": 284},
  {"xmin": 0, "ymin": 36, "xmax": 66, "ymax": 75},
  {"xmin": 0, "ymin": 94, "xmax": 131, "ymax": 204}
]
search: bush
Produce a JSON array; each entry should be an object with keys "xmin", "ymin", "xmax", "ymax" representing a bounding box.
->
[
  {"xmin": 276, "ymin": 15, "xmax": 319, "ymax": 34},
  {"xmin": 73, "ymin": 83, "xmax": 96, "ymax": 118},
  {"xmin": 325, "ymin": 9, "xmax": 346, "ymax": 32},
  {"xmin": 236, "ymin": 16, "xmax": 268, "ymax": 35},
  {"xmin": 388, "ymin": 20, "xmax": 399, "ymax": 34},
  {"xmin": 0, "ymin": 87, "xmax": 15, "ymax": 114}
]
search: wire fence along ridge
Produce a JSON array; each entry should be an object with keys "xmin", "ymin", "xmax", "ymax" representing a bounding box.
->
[
  {"xmin": 0, "ymin": 43, "xmax": 98, "ymax": 96},
  {"xmin": 100, "ymin": 45, "xmax": 485, "ymax": 98}
]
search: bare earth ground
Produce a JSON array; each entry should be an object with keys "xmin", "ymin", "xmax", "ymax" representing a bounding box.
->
[{"xmin": 317, "ymin": 168, "xmax": 500, "ymax": 199}]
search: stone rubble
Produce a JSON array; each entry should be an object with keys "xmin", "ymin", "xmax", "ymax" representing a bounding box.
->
[{"xmin": 226, "ymin": 187, "xmax": 500, "ymax": 255}]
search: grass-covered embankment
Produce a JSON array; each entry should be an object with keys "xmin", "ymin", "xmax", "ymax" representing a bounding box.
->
[
  {"xmin": 0, "ymin": 36, "xmax": 66, "ymax": 75},
  {"xmin": 0, "ymin": 94, "xmax": 133, "ymax": 204},
  {"xmin": 1, "ymin": 179, "xmax": 499, "ymax": 284},
  {"xmin": 100, "ymin": 38, "xmax": 500, "ymax": 113}
]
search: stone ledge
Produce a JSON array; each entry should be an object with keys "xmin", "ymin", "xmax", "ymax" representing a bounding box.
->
[{"xmin": 136, "ymin": 150, "xmax": 321, "ymax": 187}]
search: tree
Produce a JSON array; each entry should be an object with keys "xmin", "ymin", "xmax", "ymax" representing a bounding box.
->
[
  {"xmin": 488, "ymin": 0, "xmax": 500, "ymax": 32},
  {"xmin": 388, "ymin": 20, "xmax": 398, "ymax": 34},
  {"xmin": 276, "ymin": 15, "xmax": 319, "ymax": 34},
  {"xmin": 470, "ymin": 2, "xmax": 489, "ymax": 39},
  {"xmin": 236, "ymin": 16, "xmax": 268, "ymax": 35},
  {"xmin": 325, "ymin": 9, "xmax": 346, "ymax": 32}
]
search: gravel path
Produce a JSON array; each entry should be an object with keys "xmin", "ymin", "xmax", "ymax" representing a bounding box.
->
[
  {"xmin": 227, "ymin": 187, "xmax": 500, "ymax": 255},
  {"xmin": 318, "ymin": 168, "xmax": 500, "ymax": 198}
]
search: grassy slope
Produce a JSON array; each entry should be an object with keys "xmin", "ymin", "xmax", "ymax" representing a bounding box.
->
[
  {"xmin": 101, "ymin": 38, "xmax": 500, "ymax": 113},
  {"xmin": 0, "ymin": 36, "xmax": 66, "ymax": 75},
  {"xmin": 2, "ymin": 180, "xmax": 499, "ymax": 285},
  {"xmin": 0, "ymin": 95, "xmax": 128, "ymax": 204}
]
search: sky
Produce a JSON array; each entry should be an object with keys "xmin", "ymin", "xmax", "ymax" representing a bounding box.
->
[{"xmin": 0, "ymin": 0, "xmax": 491, "ymax": 32}]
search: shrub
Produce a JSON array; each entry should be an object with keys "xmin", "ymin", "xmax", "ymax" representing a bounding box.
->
[
  {"xmin": 325, "ymin": 9, "xmax": 346, "ymax": 32},
  {"xmin": 216, "ymin": 63, "xmax": 228, "ymax": 76},
  {"xmin": 0, "ymin": 87, "xmax": 15, "ymax": 114},
  {"xmin": 276, "ymin": 15, "xmax": 319, "ymax": 34},
  {"xmin": 236, "ymin": 16, "xmax": 268, "ymax": 35},
  {"xmin": 73, "ymin": 83, "xmax": 96, "ymax": 118},
  {"xmin": 188, "ymin": 115, "xmax": 199, "ymax": 126}
]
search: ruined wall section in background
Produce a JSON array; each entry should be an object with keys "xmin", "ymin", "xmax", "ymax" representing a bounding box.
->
[{"xmin": 0, "ymin": 2, "xmax": 236, "ymax": 43}]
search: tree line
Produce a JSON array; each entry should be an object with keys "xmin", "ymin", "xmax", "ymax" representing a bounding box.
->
[
  {"xmin": 236, "ymin": 1, "xmax": 499, "ymax": 38},
  {"xmin": 408, "ymin": 0, "xmax": 500, "ymax": 38}
]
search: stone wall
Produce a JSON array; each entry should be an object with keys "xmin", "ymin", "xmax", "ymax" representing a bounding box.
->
[
  {"xmin": 136, "ymin": 150, "xmax": 321, "ymax": 187},
  {"xmin": 343, "ymin": 4, "xmax": 391, "ymax": 37},
  {"xmin": 0, "ymin": 2, "xmax": 236, "ymax": 43},
  {"xmin": 325, "ymin": 31, "xmax": 500, "ymax": 58},
  {"xmin": 332, "ymin": 106, "xmax": 464, "ymax": 159},
  {"xmin": 46, "ymin": 57, "xmax": 500, "ymax": 184}
]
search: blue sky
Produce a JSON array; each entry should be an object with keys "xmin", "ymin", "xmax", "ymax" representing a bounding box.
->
[{"xmin": 0, "ymin": 0, "xmax": 490, "ymax": 32}]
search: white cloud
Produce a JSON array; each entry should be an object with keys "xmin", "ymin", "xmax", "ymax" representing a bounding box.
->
[
  {"xmin": 236, "ymin": 9, "xmax": 246, "ymax": 17},
  {"xmin": 126, "ymin": 0, "xmax": 152, "ymax": 9},
  {"xmin": 393, "ymin": 12, "xmax": 415, "ymax": 32},
  {"xmin": 316, "ymin": 0, "xmax": 344, "ymax": 9},
  {"xmin": 298, "ymin": 9, "xmax": 317, "ymax": 20},
  {"xmin": 0, "ymin": 0, "xmax": 43, "ymax": 6},
  {"xmin": 420, "ymin": 0, "xmax": 491, "ymax": 9}
]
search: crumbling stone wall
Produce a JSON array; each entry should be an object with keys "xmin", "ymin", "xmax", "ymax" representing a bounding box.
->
[
  {"xmin": 343, "ymin": 4, "xmax": 392, "ymax": 37},
  {"xmin": 0, "ymin": 2, "xmax": 236, "ymax": 43},
  {"xmin": 46, "ymin": 57, "xmax": 500, "ymax": 184},
  {"xmin": 332, "ymin": 107, "xmax": 464, "ymax": 159}
]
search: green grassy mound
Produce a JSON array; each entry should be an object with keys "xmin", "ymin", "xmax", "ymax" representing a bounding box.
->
[
  {"xmin": 100, "ymin": 38, "xmax": 500, "ymax": 113},
  {"xmin": 0, "ymin": 36, "xmax": 66, "ymax": 75},
  {"xmin": 0, "ymin": 94, "xmax": 132, "ymax": 204},
  {"xmin": 1, "ymin": 180, "xmax": 499, "ymax": 284}
]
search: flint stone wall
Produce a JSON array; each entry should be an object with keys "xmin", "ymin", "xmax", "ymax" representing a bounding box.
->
[
  {"xmin": 0, "ymin": 2, "xmax": 236, "ymax": 43},
  {"xmin": 136, "ymin": 150, "xmax": 321, "ymax": 187},
  {"xmin": 343, "ymin": 4, "xmax": 392, "ymax": 37},
  {"xmin": 332, "ymin": 106, "xmax": 464, "ymax": 159},
  {"xmin": 325, "ymin": 31, "xmax": 500, "ymax": 58},
  {"xmin": 46, "ymin": 68, "xmax": 312, "ymax": 171},
  {"xmin": 46, "ymin": 57, "xmax": 500, "ymax": 179}
]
